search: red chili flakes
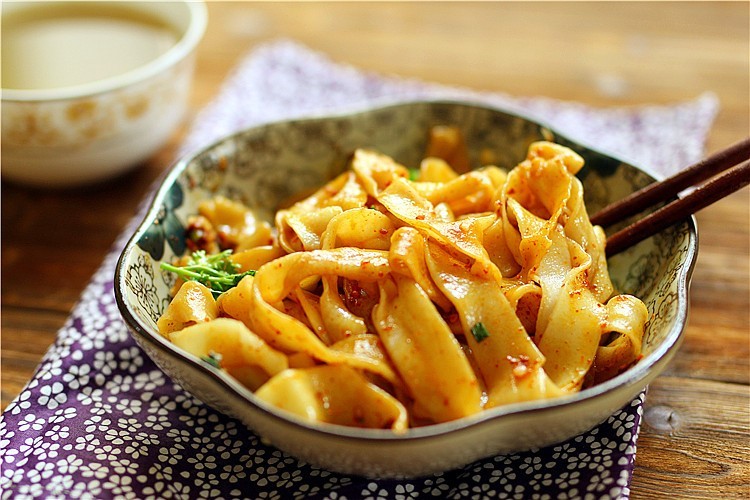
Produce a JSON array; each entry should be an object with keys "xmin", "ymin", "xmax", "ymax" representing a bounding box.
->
[
  {"xmin": 185, "ymin": 215, "xmax": 217, "ymax": 252},
  {"xmin": 379, "ymin": 228, "xmax": 389, "ymax": 235},
  {"xmin": 217, "ymin": 230, "xmax": 234, "ymax": 251},
  {"xmin": 415, "ymin": 215, "xmax": 426, "ymax": 220},
  {"xmin": 344, "ymin": 280, "xmax": 368, "ymax": 311},
  {"xmin": 353, "ymin": 406, "xmax": 366, "ymax": 424}
]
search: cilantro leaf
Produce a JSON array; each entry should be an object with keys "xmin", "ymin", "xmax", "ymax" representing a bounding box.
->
[{"xmin": 161, "ymin": 249, "xmax": 255, "ymax": 298}]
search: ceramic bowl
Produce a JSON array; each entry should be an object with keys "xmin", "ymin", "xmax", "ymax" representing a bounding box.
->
[
  {"xmin": 115, "ymin": 100, "xmax": 695, "ymax": 478},
  {"xmin": 1, "ymin": 1, "xmax": 207, "ymax": 188}
]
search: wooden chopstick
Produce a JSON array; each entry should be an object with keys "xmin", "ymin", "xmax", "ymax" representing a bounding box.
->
[
  {"xmin": 591, "ymin": 137, "xmax": 750, "ymax": 227},
  {"xmin": 590, "ymin": 137, "xmax": 750, "ymax": 257}
]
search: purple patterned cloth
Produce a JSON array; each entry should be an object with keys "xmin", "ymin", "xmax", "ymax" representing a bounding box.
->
[{"xmin": 1, "ymin": 40, "xmax": 718, "ymax": 499}]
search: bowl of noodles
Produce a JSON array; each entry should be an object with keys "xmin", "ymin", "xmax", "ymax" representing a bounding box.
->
[{"xmin": 115, "ymin": 100, "xmax": 695, "ymax": 477}]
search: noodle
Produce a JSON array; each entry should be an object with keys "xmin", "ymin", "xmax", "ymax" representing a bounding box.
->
[{"xmin": 158, "ymin": 134, "xmax": 647, "ymax": 430}]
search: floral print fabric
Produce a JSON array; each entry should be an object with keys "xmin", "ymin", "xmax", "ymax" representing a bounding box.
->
[{"xmin": 0, "ymin": 40, "xmax": 717, "ymax": 499}]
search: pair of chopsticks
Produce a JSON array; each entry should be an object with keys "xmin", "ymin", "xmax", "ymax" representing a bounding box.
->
[{"xmin": 590, "ymin": 137, "xmax": 750, "ymax": 256}]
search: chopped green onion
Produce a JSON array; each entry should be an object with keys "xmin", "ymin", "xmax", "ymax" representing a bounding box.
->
[
  {"xmin": 470, "ymin": 322, "xmax": 490, "ymax": 343},
  {"xmin": 201, "ymin": 351, "xmax": 223, "ymax": 369}
]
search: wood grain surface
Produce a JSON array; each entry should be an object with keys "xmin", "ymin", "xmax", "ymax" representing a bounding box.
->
[{"xmin": 2, "ymin": 2, "xmax": 748, "ymax": 498}]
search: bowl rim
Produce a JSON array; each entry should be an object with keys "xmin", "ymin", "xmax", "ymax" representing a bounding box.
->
[
  {"xmin": 115, "ymin": 98, "xmax": 697, "ymax": 442},
  {"xmin": 1, "ymin": 0, "xmax": 208, "ymax": 102}
]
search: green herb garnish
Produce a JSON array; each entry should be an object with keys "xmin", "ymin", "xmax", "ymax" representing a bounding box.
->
[
  {"xmin": 408, "ymin": 168, "xmax": 421, "ymax": 181},
  {"xmin": 470, "ymin": 322, "xmax": 490, "ymax": 343},
  {"xmin": 161, "ymin": 249, "xmax": 255, "ymax": 298},
  {"xmin": 201, "ymin": 351, "xmax": 223, "ymax": 369}
]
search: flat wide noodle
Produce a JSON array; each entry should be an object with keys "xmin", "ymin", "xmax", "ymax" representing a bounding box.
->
[
  {"xmin": 170, "ymin": 317, "xmax": 288, "ymax": 391},
  {"xmin": 158, "ymin": 281, "xmax": 217, "ymax": 337},
  {"xmin": 533, "ymin": 229, "xmax": 607, "ymax": 392},
  {"xmin": 373, "ymin": 275, "xmax": 482, "ymax": 423},
  {"xmin": 159, "ymin": 138, "xmax": 648, "ymax": 430},
  {"xmin": 426, "ymin": 241, "xmax": 562, "ymax": 407},
  {"xmin": 255, "ymin": 365, "xmax": 408, "ymax": 431}
]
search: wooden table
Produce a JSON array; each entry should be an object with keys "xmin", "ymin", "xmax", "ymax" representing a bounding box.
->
[{"xmin": 2, "ymin": 2, "xmax": 748, "ymax": 497}]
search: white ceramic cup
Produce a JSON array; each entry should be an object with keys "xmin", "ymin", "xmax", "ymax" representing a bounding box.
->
[{"xmin": 1, "ymin": 1, "xmax": 207, "ymax": 187}]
